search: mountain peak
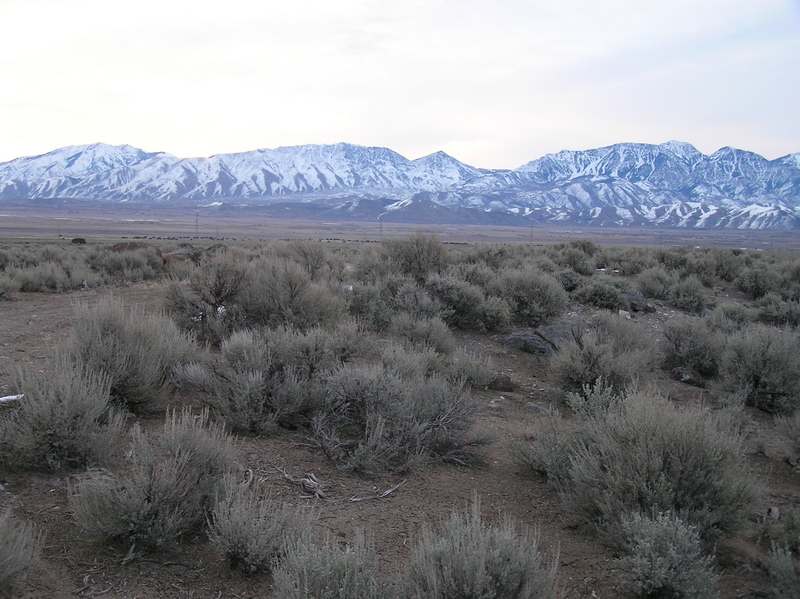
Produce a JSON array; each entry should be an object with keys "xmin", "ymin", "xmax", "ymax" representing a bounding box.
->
[{"xmin": 0, "ymin": 141, "xmax": 798, "ymax": 230}]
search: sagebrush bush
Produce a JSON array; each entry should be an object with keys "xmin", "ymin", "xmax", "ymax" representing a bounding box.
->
[
  {"xmin": 669, "ymin": 275, "xmax": 707, "ymax": 313},
  {"xmin": 382, "ymin": 232, "xmax": 448, "ymax": 283},
  {"xmin": 388, "ymin": 313, "xmax": 454, "ymax": 354},
  {"xmin": 0, "ymin": 510, "xmax": 44, "ymax": 588},
  {"xmin": 425, "ymin": 274, "xmax": 490, "ymax": 331},
  {"xmin": 571, "ymin": 281, "xmax": 630, "ymax": 311},
  {"xmin": 565, "ymin": 392, "xmax": 757, "ymax": 544},
  {"xmin": 0, "ymin": 357, "xmax": 123, "ymax": 471},
  {"xmin": 637, "ymin": 266, "xmax": 675, "ymax": 300},
  {"xmin": 241, "ymin": 258, "xmax": 347, "ymax": 330},
  {"xmin": 209, "ymin": 476, "xmax": 316, "ymax": 574},
  {"xmin": 314, "ymin": 364, "xmax": 475, "ymax": 473},
  {"xmin": 551, "ymin": 314, "xmax": 656, "ymax": 394},
  {"xmin": 757, "ymin": 293, "xmax": 800, "ymax": 328},
  {"xmin": 661, "ymin": 316, "xmax": 723, "ymax": 377},
  {"xmin": 403, "ymin": 499, "xmax": 558, "ymax": 599},
  {"xmin": 704, "ymin": 302, "xmax": 751, "ymax": 334},
  {"xmin": 69, "ymin": 408, "xmax": 235, "ymax": 551},
  {"xmin": 736, "ymin": 265, "xmax": 782, "ymax": 299},
  {"xmin": 493, "ymin": 266, "xmax": 567, "ymax": 327},
  {"xmin": 720, "ymin": 325, "xmax": 800, "ymax": 413},
  {"xmin": 273, "ymin": 533, "xmax": 384, "ymax": 599},
  {"xmin": 616, "ymin": 512, "xmax": 719, "ymax": 599},
  {"xmin": 163, "ymin": 251, "xmax": 249, "ymax": 344},
  {"xmin": 69, "ymin": 297, "xmax": 201, "ymax": 414},
  {"xmin": 515, "ymin": 415, "xmax": 581, "ymax": 489}
]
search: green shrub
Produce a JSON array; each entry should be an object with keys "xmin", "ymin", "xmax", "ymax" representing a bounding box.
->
[
  {"xmin": 382, "ymin": 232, "xmax": 448, "ymax": 283},
  {"xmin": 616, "ymin": 512, "xmax": 719, "ymax": 599},
  {"xmin": 551, "ymin": 314, "xmax": 656, "ymax": 395},
  {"xmin": 494, "ymin": 267, "xmax": 567, "ymax": 327},
  {"xmin": 69, "ymin": 408, "xmax": 235, "ymax": 552},
  {"xmin": 68, "ymin": 297, "xmax": 202, "ymax": 414},
  {"xmin": 273, "ymin": 533, "xmax": 384, "ymax": 599},
  {"xmin": 0, "ymin": 510, "xmax": 43, "ymax": 588},
  {"xmin": 314, "ymin": 365, "xmax": 475, "ymax": 473},
  {"xmin": 661, "ymin": 317, "xmax": 723, "ymax": 377},
  {"xmin": 403, "ymin": 499, "xmax": 558, "ymax": 599},
  {"xmin": 669, "ymin": 275, "xmax": 707, "ymax": 313},
  {"xmin": 0, "ymin": 358, "xmax": 123, "ymax": 471},
  {"xmin": 209, "ymin": 476, "xmax": 316, "ymax": 574},
  {"xmin": 565, "ymin": 392, "xmax": 757, "ymax": 543},
  {"xmin": 637, "ymin": 266, "xmax": 675, "ymax": 300},
  {"xmin": 572, "ymin": 281, "xmax": 630, "ymax": 310},
  {"xmin": 720, "ymin": 325, "xmax": 800, "ymax": 413}
]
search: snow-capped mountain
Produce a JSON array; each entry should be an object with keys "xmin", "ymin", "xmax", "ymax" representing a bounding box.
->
[{"xmin": 1, "ymin": 141, "xmax": 799, "ymax": 229}]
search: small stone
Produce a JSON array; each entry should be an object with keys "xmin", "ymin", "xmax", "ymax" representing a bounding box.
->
[
  {"xmin": 618, "ymin": 309, "xmax": 632, "ymax": 319},
  {"xmin": 768, "ymin": 506, "xmax": 781, "ymax": 521}
]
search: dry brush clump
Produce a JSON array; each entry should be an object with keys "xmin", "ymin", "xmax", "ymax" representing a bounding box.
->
[
  {"xmin": 68, "ymin": 296, "xmax": 203, "ymax": 414},
  {"xmin": 313, "ymin": 364, "xmax": 477, "ymax": 474},
  {"xmin": 551, "ymin": 313, "xmax": 657, "ymax": 395},
  {"xmin": 517, "ymin": 391, "xmax": 757, "ymax": 546},
  {"xmin": 0, "ymin": 357, "xmax": 124, "ymax": 471},
  {"xmin": 491, "ymin": 266, "xmax": 567, "ymax": 327},
  {"xmin": 661, "ymin": 316, "xmax": 725, "ymax": 378},
  {"xmin": 69, "ymin": 408, "xmax": 235, "ymax": 552},
  {"xmin": 0, "ymin": 509, "xmax": 44, "ymax": 589},
  {"xmin": 208, "ymin": 475, "xmax": 317, "ymax": 574},
  {"xmin": 615, "ymin": 511, "xmax": 719, "ymax": 599},
  {"xmin": 403, "ymin": 498, "xmax": 558, "ymax": 599},
  {"xmin": 720, "ymin": 324, "xmax": 800, "ymax": 413},
  {"xmin": 272, "ymin": 533, "xmax": 385, "ymax": 599}
]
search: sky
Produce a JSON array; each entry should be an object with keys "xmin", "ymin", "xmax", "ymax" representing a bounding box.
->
[{"xmin": 0, "ymin": 0, "xmax": 798, "ymax": 169}]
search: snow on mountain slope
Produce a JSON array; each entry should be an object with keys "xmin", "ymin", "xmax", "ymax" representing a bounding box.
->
[{"xmin": 1, "ymin": 141, "xmax": 799, "ymax": 229}]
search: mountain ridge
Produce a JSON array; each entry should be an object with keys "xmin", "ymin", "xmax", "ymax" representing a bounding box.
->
[{"xmin": 1, "ymin": 141, "xmax": 799, "ymax": 229}]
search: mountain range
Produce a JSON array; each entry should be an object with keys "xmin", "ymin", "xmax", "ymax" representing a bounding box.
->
[{"xmin": 1, "ymin": 141, "xmax": 799, "ymax": 229}]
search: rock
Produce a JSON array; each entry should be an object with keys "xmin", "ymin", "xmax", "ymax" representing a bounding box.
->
[
  {"xmin": 488, "ymin": 373, "xmax": 514, "ymax": 391},
  {"xmin": 536, "ymin": 322, "xmax": 581, "ymax": 351},
  {"xmin": 502, "ymin": 333, "xmax": 555, "ymax": 356},
  {"xmin": 623, "ymin": 290, "xmax": 652, "ymax": 312},
  {"xmin": 670, "ymin": 367, "xmax": 705, "ymax": 388},
  {"xmin": 619, "ymin": 310, "xmax": 632, "ymax": 319}
]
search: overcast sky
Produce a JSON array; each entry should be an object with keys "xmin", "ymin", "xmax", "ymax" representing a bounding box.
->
[{"xmin": 1, "ymin": 0, "xmax": 798, "ymax": 168}]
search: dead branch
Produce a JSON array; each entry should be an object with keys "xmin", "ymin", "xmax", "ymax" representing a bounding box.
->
[{"xmin": 348, "ymin": 479, "xmax": 406, "ymax": 503}]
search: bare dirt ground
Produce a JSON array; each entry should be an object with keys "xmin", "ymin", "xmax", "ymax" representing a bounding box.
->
[{"xmin": 0, "ymin": 278, "xmax": 795, "ymax": 598}]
